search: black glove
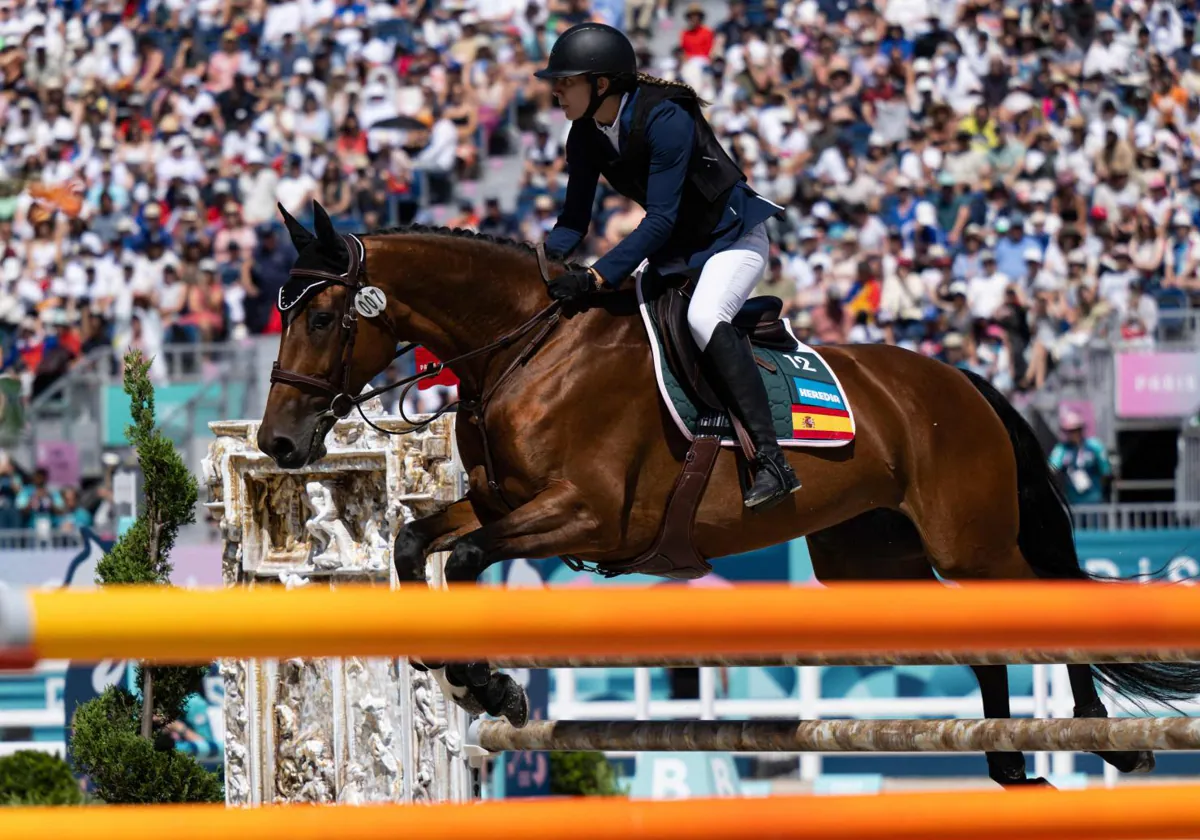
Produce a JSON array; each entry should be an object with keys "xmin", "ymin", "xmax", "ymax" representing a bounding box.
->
[{"xmin": 547, "ymin": 268, "xmax": 595, "ymax": 302}]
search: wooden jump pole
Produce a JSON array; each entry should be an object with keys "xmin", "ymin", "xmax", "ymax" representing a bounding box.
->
[{"xmin": 471, "ymin": 717, "xmax": 1200, "ymax": 754}]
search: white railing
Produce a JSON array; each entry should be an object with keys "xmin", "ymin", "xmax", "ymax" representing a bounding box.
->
[
  {"xmin": 0, "ymin": 709, "xmax": 65, "ymax": 728},
  {"xmin": 0, "ymin": 741, "xmax": 64, "ymax": 758},
  {"xmin": 1072, "ymin": 502, "xmax": 1200, "ymax": 532}
]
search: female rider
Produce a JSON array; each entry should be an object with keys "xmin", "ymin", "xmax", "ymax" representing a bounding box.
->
[{"xmin": 537, "ymin": 23, "xmax": 800, "ymax": 511}]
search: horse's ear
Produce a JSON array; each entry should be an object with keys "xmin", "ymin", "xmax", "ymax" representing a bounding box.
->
[
  {"xmin": 312, "ymin": 201, "xmax": 340, "ymax": 251},
  {"xmin": 278, "ymin": 203, "xmax": 314, "ymax": 251}
]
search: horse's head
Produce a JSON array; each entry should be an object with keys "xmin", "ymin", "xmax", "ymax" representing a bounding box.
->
[{"xmin": 257, "ymin": 201, "xmax": 398, "ymax": 468}]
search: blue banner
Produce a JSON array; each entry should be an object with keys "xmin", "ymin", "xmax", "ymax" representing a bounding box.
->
[{"xmin": 1077, "ymin": 530, "xmax": 1200, "ymax": 582}]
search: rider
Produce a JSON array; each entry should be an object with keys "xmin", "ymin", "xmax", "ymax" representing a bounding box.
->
[{"xmin": 536, "ymin": 22, "xmax": 800, "ymax": 511}]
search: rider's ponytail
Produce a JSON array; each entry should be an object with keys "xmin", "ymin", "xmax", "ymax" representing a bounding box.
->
[{"xmin": 634, "ymin": 72, "xmax": 710, "ymax": 108}]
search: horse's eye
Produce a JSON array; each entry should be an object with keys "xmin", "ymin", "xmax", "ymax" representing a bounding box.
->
[{"xmin": 310, "ymin": 311, "xmax": 335, "ymax": 331}]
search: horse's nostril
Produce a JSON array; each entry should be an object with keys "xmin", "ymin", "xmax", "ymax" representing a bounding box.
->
[{"xmin": 269, "ymin": 435, "xmax": 298, "ymax": 462}]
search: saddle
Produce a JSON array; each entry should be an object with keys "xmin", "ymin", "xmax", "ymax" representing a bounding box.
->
[{"xmin": 651, "ymin": 273, "xmax": 796, "ymax": 412}]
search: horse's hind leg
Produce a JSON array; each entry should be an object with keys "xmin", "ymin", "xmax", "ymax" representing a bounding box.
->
[
  {"xmin": 810, "ymin": 513, "xmax": 1047, "ymax": 788},
  {"xmin": 921, "ymin": 543, "xmax": 1053, "ymax": 787},
  {"xmin": 911, "ymin": 500, "xmax": 1151, "ymax": 778},
  {"xmin": 1067, "ymin": 664, "xmax": 1155, "ymax": 774},
  {"xmin": 969, "ymin": 664, "xmax": 1048, "ymax": 786}
]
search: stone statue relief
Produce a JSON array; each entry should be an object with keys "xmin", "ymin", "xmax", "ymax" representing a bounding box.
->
[{"xmin": 305, "ymin": 480, "xmax": 357, "ymax": 570}]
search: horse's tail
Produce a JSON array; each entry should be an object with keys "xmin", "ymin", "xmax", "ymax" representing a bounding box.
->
[{"xmin": 961, "ymin": 368, "xmax": 1200, "ymax": 709}]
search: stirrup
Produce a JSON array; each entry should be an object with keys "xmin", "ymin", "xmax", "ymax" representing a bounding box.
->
[{"xmin": 744, "ymin": 451, "xmax": 801, "ymax": 510}]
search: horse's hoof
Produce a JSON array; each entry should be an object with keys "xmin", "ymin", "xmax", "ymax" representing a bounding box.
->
[
  {"xmin": 1001, "ymin": 776, "xmax": 1056, "ymax": 789},
  {"xmin": 499, "ymin": 680, "xmax": 529, "ymax": 729},
  {"xmin": 1092, "ymin": 749, "xmax": 1155, "ymax": 774},
  {"xmin": 463, "ymin": 661, "xmax": 492, "ymax": 687},
  {"xmin": 480, "ymin": 673, "xmax": 529, "ymax": 728}
]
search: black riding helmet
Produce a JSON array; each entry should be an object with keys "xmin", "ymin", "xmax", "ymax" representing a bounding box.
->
[{"xmin": 535, "ymin": 23, "xmax": 638, "ymax": 120}]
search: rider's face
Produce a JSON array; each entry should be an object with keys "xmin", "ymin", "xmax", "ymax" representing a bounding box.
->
[{"xmin": 551, "ymin": 75, "xmax": 597, "ymax": 121}]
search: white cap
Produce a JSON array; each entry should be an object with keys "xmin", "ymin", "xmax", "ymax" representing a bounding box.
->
[
  {"xmin": 915, "ymin": 202, "xmax": 937, "ymax": 227},
  {"xmin": 916, "ymin": 77, "xmax": 935, "ymax": 93},
  {"xmin": 293, "ymin": 57, "xmax": 314, "ymax": 75},
  {"xmin": 1173, "ymin": 210, "xmax": 1193, "ymax": 227},
  {"xmin": 746, "ymin": 39, "xmax": 770, "ymax": 66},
  {"xmin": 1023, "ymin": 247, "xmax": 1043, "ymax": 263},
  {"xmin": 244, "ymin": 148, "xmax": 266, "ymax": 165}
]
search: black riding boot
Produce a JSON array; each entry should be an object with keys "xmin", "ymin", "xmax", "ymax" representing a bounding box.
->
[{"xmin": 702, "ymin": 322, "xmax": 800, "ymax": 510}]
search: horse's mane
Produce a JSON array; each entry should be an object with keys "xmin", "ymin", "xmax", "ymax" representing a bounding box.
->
[{"xmin": 370, "ymin": 224, "xmax": 574, "ymax": 267}]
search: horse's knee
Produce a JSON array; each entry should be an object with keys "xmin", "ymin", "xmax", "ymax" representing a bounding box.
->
[
  {"xmin": 445, "ymin": 535, "xmax": 488, "ymax": 583},
  {"xmin": 393, "ymin": 524, "xmax": 430, "ymax": 582}
]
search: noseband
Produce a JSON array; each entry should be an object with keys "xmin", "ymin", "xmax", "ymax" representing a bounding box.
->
[{"xmin": 270, "ymin": 233, "xmax": 402, "ymax": 420}]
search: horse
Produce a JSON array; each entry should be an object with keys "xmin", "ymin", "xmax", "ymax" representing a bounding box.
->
[{"xmin": 258, "ymin": 202, "xmax": 1200, "ymax": 788}]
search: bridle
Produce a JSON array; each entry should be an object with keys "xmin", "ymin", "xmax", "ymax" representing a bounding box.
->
[
  {"xmin": 270, "ymin": 233, "xmax": 401, "ymax": 421},
  {"xmin": 269, "ymin": 233, "xmax": 564, "ymax": 476}
]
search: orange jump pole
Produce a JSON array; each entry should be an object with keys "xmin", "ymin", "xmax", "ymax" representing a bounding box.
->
[
  {"xmin": 3, "ymin": 582, "xmax": 1200, "ymax": 663},
  {"xmin": 3, "ymin": 785, "xmax": 1200, "ymax": 840}
]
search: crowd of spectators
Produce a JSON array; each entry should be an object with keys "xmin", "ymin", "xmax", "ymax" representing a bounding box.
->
[
  {"xmin": 0, "ymin": 448, "xmax": 96, "ymax": 537},
  {"xmin": 0, "ymin": 0, "xmax": 1198, "ymax": 413},
  {"xmin": 632, "ymin": 0, "xmax": 1200, "ymax": 401},
  {"xmin": 0, "ymin": 0, "xmax": 606, "ymax": 397}
]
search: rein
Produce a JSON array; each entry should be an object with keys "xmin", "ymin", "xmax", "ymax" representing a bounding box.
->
[{"xmin": 270, "ymin": 234, "xmax": 563, "ymax": 504}]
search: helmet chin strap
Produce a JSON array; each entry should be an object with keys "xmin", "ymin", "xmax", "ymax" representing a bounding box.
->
[{"xmin": 581, "ymin": 75, "xmax": 615, "ymax": 121}]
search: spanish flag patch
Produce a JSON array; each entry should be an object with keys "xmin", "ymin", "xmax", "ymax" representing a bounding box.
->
[{"xmin": 792, "ymin": 404, "xmax": 854, "ymax": 441}]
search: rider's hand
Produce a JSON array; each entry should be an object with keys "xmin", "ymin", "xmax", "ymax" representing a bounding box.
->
[{"xmin": 547, "ymin": 268, "xmax": 598, "ymax": 302}]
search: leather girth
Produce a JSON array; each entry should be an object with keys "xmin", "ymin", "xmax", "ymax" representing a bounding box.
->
[{"xmin": 592, "ymin": 435, "xmax": 722, "ymax": 580}]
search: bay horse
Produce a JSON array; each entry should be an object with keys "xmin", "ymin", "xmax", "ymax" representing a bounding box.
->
[{"xmin": 258, "ymin": 202, "xmax": 1200, "ymax": 788}]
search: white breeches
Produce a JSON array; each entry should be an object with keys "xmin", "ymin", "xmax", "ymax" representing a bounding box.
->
[{"xmin": 686, "ymin": 223, "xmax": 770, "ymax": 351}]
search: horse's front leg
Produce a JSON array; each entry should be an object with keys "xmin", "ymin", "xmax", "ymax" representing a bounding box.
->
[
  {"xmin": 393, "ymin": 498, "xmax": 481, "ymax": 584},
  {"xmin": 394, "ymin": 499, "xmax": 484, "ymax": 684},
  {"xmin": 435, "ymin": 484, "xmax": 598, "ymax": 728}
]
